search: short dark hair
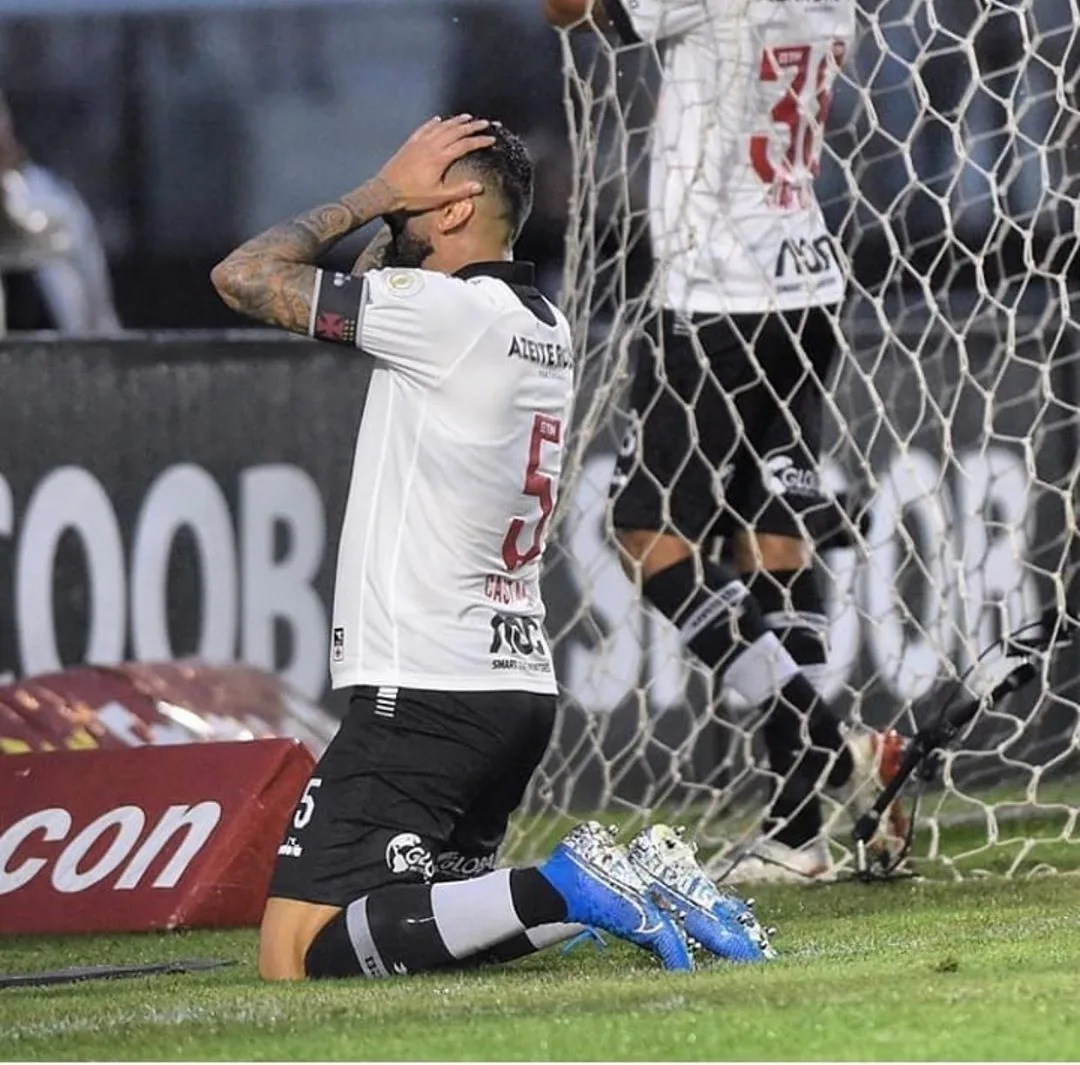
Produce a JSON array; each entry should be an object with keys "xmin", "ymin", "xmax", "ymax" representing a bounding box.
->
[{"xmin": 459, "ymin": 121, "xmax": 534, "ymax": 243}]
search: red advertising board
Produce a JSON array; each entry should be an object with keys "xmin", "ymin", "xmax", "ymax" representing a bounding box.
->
[
  {"xmin": 0, "ymin": 663, "xmax": 336, "ymax": 757},
  {"xmin": 0, "ymin": 669, "xmax": 160, "ymax": 753},
  {"xmin": 0, "ymin": 739, "xmax": 313, "ymax": 934}
]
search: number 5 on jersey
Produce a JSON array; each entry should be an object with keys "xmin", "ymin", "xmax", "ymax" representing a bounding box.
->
[{"xmin": 502, "ymin": 413, "xmax": 563, "ymax": 572}]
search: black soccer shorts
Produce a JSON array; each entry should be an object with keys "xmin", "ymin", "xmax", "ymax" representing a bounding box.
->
[
  {"xmin": 269, "ymin": 685, "xmax": 556, "ymax": 907},
  {"xmin": 610, "ymin": 305, "xmax": 840, "ymax": 544}
]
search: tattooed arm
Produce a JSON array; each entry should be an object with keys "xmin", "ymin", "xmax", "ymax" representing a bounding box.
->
[
  {"xmin": 210, "ymin": 179, "xmax": 395, "ymax": 335},
  {"xmin": 211, "ymin": 114, "xmax": 493, "ymax": 336},
  {"xmin": 351, "ymin": 224, "xmax": 394, "ymax": 277}
]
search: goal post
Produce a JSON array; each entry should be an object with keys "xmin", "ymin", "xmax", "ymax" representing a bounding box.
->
[{"xmin": 520, "ymin": 1, "xmax": 1080, "ymax": 879}]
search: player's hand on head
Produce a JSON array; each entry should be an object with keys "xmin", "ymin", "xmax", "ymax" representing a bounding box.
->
[{"xmin": 377, "ymin": 114, "xmax": 495, "ymax": 214}]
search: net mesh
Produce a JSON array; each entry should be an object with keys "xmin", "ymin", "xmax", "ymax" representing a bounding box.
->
[{"xmin": 514, "ymin": 0, "xmax": 1080, "ymax": 880}]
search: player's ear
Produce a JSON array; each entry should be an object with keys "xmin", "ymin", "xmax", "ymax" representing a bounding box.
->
[{"xmin": 438, "ymin": 197, "xmax": 475, "ymax": 234}]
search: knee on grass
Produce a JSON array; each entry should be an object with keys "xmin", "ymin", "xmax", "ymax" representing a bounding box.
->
[{"xmin": 258, "ymin": 897, "xmax": 340, "ymax": 981}]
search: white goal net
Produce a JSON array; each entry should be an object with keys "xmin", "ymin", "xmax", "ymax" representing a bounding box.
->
[{"xmin": 519, "ymin": 0, "xmax": 1080, "ymax": 880}]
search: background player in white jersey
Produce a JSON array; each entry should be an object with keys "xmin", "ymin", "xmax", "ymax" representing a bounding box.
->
[
  {"xmin": 543, "ymin": 0, "xmax": 906, "ymax": 880},
  {"xmin": 212, "ymin": 114, "xmax": 765, "ymax": 980}
]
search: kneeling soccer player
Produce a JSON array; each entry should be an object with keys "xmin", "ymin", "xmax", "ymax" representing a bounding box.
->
[{"xmin": 212, "ymin": 113, "xmax": 770, "ymax": 979}]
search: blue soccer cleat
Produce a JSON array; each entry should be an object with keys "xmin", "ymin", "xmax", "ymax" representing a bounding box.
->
[
  {"xmin": 627, "ymin": 824, "xmax": 777, "ymax": 964},
  {"xmin": 539, "ymin": 822, "xmax": 694, "ymax": 972}
]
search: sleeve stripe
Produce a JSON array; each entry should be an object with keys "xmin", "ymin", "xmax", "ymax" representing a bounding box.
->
[
  {"xmin": 355, "ymin": 274, "xmax": 371, "ymax": 349},
  {"xmin": 600, "ymin": 0, "xmax": 641, "ymax": 43},
  {"xmin": 307, "ymin": 268, "xmax": 325, "ymax": 339}
]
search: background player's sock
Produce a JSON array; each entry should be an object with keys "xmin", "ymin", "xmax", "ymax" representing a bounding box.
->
[
  {"xmin": 643, "ymin": 557, "xmax": 850, "ymax": 759},
  {"xmin": 644, "ymin": 556, "xmax": 798, "ymax": 702},
  {"xmin": 643, "ymin": 557, "xmax": 853, "ymax": 851},
  {"xmin": 749, "ymin": 568, "xmax": 845, "ymax": 849},
  {"xmin": 751, "ymin": 569, "xmax": 830, "ymax": 694},
  {"xmin": 304, "ymin": 868, "xmax": 568, "ymax": 979}
]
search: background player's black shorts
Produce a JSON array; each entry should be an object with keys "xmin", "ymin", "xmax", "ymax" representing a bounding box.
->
[
  {"xmin": 269, "ymin": 686, "xmax": 556, "ymax": 908},
  {"xmin": 610, "ymin": 305, "xmax": 840, "ymax": 544}
]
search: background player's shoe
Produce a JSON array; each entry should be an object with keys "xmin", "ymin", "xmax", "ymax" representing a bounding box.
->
[
  {"xmin": 539, "ymin": 822, "xmax": 694, "ymax": 972},
  {"xmin": 627, "ymin": 825, "xmax": 776, "ymax": 962},
  {"xmin": 709, "ymin": 729, "xmax": 909, "ymax": 884},
  {"xmin": 834, "ymin": 726, "xmax": 910, "ymax": 859},
  {"xmin": 708, "ymin": 837, "xmax": 834, "ymax": 885}
]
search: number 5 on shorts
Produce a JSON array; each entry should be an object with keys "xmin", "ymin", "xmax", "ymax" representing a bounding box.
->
[{"xmin": 293, "ymin": 777, "xmax": 322, "ymax": 830}]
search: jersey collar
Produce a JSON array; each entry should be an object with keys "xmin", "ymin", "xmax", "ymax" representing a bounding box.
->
[{"xmin": 454, "ymin": 261, "xmax": 536, "ymax": 285}]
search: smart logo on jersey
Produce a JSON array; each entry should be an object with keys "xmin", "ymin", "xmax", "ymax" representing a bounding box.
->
[
  {"xmin": 332, "ymin": 627, "xmax": 345, "ymax": 663},
  {"xmin": 506, "ymin": 335, "xmax": 573, "ymax": 371},
  {"xmin": 489, "ymin": 613, "xmax": 543, "ymax": 657},
  {"xmin": 489, "ymin": 613, "xmax": 551, "ymax": 673}
]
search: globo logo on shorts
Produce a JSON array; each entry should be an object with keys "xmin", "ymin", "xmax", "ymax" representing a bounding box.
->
[
  {"xmin": 384, "ymin": 832, "xmax": 435, "ymax": 880},
  {"xmin": 434, "ymin": 850, "xmax": 498, "ymax": 879},
  {"xmin": 763, "ymin": 452, "xmax": 819, "ymax": 498}
]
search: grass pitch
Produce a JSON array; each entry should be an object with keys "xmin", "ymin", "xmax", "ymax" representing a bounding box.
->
[{"xmin": 2, "ymin": 872, "xmax": 1080, "ymax": 1061}]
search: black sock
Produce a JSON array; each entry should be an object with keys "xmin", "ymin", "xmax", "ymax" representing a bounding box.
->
[
  {"xmin": 750, "ymin": 569, "xmax": 830, "ymax": 691},
  {"xmin": 749, "ymin": 569, "xmax": 853, "ymax": 847},
  {"xmin": 508, "ymin": 867, "xmax": 568, "ymax": 926},
  {"xmin": 304, "ymin": 868, "xmax": 568, "ymax": 980},
  {"xmin": 751, "ymin": 570, "xmax": 853, "ymax": 785},
  {"xmin": 642, "ymin": 556, "xmax": 768, "ymax": 677},
  {"xmin": 762, "ymin": 761, "xmax": 830, "ymax": 849},
  {"xmin": 642, "ymin": 557, "xmax": 849, "ymax": 765},
  {"xmin": 304, "ymin": 908, "xmax": 363, "ymax": 979},
  {"xmin": 304, "ymin": 885, "xmax": 452, "ymax": 979},
  {"xmin": 642, "ymin": 557, "xmax": 854, "ymax": 851}
]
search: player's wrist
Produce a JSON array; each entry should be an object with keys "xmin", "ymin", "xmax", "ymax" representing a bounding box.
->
[{"xmin": 340, "ymin": 177, "xmax": 400, "ymax": 227}]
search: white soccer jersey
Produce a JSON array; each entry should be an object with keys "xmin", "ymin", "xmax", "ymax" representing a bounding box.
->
[
  {"xmin": 310, "ymin": 262, "xmax": 574, "ymax": 694},
  {"xmin": 604, "ymin": 0, "xmax": 856, "ymax": 315}
]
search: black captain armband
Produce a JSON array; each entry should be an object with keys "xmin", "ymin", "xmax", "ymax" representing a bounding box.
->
[{"xmin": 308, "ymin": 269, "xmax": 366, "ymax": 347}]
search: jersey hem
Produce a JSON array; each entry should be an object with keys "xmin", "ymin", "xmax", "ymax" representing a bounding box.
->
[
  {"xmin": 330, "ymin": 669, "xmax": 558, "ymax": 696},
  {"xmin": 657, "ymin": 287, "xmax": 847, "ymax": 317}
]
